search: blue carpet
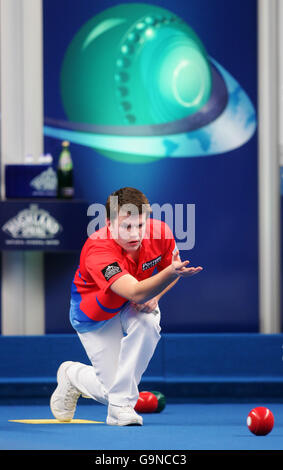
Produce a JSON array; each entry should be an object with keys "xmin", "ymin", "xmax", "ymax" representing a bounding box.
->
[{"xmin": 1, "ymin": 400, "xmax": 283, "ymax": 450}]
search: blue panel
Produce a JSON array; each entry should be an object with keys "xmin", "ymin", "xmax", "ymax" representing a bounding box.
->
[
  {"xmin": 163, "ymin": 334, "xmax": 283, "ymax": 377},
  {"xmin": 0, "ymin": 334, "xmax": 282, "ymax": 398},
  {"xmin": 0, "ymin": 200, "xmax": 88, "ymax": 251}
]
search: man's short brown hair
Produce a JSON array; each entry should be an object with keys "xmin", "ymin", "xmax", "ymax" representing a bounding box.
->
[{"xmin": 105, "ymin": 187, "xmax": 151, "ymax": 221}]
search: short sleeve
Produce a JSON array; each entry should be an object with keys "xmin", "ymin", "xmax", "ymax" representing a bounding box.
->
[{"xmin": 85, "ymin": 245, "xmax": 129, "ymax": 292}]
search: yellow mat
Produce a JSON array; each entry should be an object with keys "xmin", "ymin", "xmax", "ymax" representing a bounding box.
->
[{"xmin": 9, "ymin": 419, "xmax": 104, "ymax": 424}]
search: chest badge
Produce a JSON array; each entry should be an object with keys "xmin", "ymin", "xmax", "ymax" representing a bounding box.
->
[{"xmin": 142, "ymin": 255, "xmax": 162, "ymax": 271}]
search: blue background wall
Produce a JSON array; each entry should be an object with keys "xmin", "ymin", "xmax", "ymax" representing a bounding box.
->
[{"xmin": 43, "ymin": 0, "xmax": 259, "ymax": 333}]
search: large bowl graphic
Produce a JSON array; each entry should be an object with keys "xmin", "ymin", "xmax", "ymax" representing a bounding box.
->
[{"xmin": 44, "ymin": 3, "xmax": 256, "ymax": 163}]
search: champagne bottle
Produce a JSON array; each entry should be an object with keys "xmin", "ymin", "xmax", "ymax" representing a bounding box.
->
[{"xmin": 57, "ymin": 141, "xmax": 74, "ymax": 198}]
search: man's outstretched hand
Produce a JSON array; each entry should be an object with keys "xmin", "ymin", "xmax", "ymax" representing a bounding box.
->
[{"xmin": 171, "ymin": 251, "xmax": 203, "ymax": 278}]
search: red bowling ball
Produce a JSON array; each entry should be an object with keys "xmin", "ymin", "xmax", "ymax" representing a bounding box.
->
[
  {"xmin": 247, "ymin": 407, "xmax": 274, "ymax": 435},
  {"xmin": 134, "ymin": 391, "xmax": 158, "ymax": 413}
]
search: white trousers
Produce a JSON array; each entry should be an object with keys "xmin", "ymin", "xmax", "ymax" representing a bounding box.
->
[{"xmin": 67, "ymin": 302, "xmax": 161, "ymax": 408}]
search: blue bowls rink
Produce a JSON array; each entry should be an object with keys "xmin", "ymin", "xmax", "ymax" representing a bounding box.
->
[
  {"xmin": 1, "ymin": 400, "xmax": 283, "ymax": 451},
  {"xmin": 1, "ymin": 334, "xmax": 283, "ymax": 451}
]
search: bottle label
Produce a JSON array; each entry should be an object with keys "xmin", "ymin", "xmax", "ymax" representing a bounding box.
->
[
  {"xmin": 61, "ymin": 187, "xmax": 74, "ymax": 197},
  {"xmin": 58, "ymin": 151, "xmax": 73, "ymax": 171}
]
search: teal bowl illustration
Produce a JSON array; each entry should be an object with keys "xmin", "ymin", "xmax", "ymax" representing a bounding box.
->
[{"xmin": 44, "ymin": 3, "xmax": 257, "ymax": 163}]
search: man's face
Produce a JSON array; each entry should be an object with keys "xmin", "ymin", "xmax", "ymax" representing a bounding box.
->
[{"xmin": 107, "ymin": 211, "xmax": 148, "ymax": 252}]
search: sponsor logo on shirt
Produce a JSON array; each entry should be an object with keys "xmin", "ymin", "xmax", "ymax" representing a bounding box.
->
[
  {"xmin": 142, "ymin": 255, "xmax": 162, "ymax": 271},
  {"xmin": 101, "ymin": 262, "xmax": 122, "ymax": 281}
]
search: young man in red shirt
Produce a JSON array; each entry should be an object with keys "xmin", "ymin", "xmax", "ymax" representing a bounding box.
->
[{"xmin": 50, "ymin": 187, "xmax": 203, "ymax": 426}]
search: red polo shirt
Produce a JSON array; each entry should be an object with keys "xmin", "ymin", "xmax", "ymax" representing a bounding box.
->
[{"xmin": 70, "ymin": 218, "xmax": 176, "ymax": 332}]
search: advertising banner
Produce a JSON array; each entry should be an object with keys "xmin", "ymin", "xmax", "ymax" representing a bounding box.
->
[{"xmin": 43, "ymin": 0, "xmax": 258, "ymax": 332}]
